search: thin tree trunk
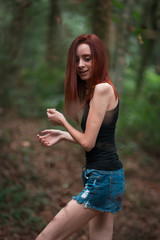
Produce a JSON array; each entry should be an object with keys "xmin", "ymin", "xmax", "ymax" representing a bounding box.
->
[
  {"xmin": 92, "ymin": 0, "xmax": 112, "ymax": 67},
  {"xmin": 46, "ymin": 0, "xmax": 61, "ymax": 65},
  {"xmin": 92, "ymin": 0, "xmax": 111, "ymax": 41}
]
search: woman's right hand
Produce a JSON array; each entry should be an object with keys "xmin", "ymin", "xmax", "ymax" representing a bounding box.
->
[{"xmin": 37, "ymin": 129, "xmax": 63, "ymax": 146}]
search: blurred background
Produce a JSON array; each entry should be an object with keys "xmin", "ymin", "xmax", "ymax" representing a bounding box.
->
[{"xmin": 0, "ymin": 0, "xmax": 160, "ymax": 239}]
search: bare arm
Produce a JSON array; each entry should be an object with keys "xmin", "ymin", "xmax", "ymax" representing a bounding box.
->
[{"xmin": 47, "ymin": 83, "xmax": 116, "ymax": 151}]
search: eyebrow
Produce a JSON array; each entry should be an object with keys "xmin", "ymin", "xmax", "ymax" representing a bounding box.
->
[{"xmin": 76, "ymin": 54, "xmax": 91, "ymax": 57}]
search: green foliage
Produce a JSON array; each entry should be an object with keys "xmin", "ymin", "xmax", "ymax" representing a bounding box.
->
[
  {"xmin": 134, "ymin": 69, "xmax": 160, "ymax": 155},
  {"xmin": 112, "ymin": 0, "xmax": 125, "ymax": 10},
  {"xmin": 14, "ymin": 62, "xmax": 65, "ymax": 117},
  {"xmin": 117, "ymin": 67, "xmax": 160, "ymax": 156},
  {"xmin": 133, "ymin": 11, "xmax": 141, "ymax": 22}
]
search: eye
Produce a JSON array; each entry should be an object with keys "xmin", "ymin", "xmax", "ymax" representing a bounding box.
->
[{"xmin": 84, "ymin": 56, "xmax": 91, "ymax": 62}]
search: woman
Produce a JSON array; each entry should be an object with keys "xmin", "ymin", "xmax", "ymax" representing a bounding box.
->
[{"xmin": 36, "ymin": 34, "xmax": 125, "ymax": 240}]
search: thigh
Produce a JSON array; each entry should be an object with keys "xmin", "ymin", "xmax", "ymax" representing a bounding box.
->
[
  {"xmin": 36, "ymin": 199, "xmax": 100, "ymax": 240},
  {"xmin": 89, "ymin": 212, "xmax": 114, "ymax": 240}
]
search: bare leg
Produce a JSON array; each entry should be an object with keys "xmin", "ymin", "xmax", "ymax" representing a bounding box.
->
[
  {"xmin": 89, "ymin": 212, "xmax": 114, "ymax": 240},
  {"xmin": 36, "ymin": 199, "xmax": 101, "ymax": 240}
]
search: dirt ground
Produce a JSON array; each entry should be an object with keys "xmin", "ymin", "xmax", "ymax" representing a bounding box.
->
[{"xmin": 0, "ymin": 114, "xmax": 160, "ymax": 240}]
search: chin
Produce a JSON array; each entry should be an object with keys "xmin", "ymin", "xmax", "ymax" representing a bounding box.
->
[{"xmin": 81, "ymin": 77, "xmax": 90, "ymax": 81}]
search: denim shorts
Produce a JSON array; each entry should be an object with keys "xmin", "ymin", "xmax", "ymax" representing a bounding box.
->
[{"xmin": 72, "ymin": 167, "xmax": 125, "ymax": 213}]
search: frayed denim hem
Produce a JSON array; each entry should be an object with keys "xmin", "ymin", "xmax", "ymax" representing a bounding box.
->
[{"xmin": 72, "ymin": 197, "xmax": 121, "ymax": 214}]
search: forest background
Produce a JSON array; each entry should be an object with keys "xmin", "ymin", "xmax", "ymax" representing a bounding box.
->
[{"xmin": 0, "ymin": 0, "xmax": 160, "ymax": 239}]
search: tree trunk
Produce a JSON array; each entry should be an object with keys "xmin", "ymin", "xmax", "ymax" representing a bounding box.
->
[
  {"xmin": 92, "ymin": 0, "xmax": 112, "ymax": 67},
  {"xmin": 111, "ymin": 0, "xmax": 135, "ymax": 95},
  {"xmin": 0, "ymin": 0, "xmax": 30, "ymax": 107},
  {"xmin": 92, "ymin": 0, "xmax": 135, "ymax": 94},
  {"xmin": 135, "ymin": 0, "xmax": 159, "ymax": 94},
  {"xmin": 46, "ymin": 0, "xmax": 61, "ymax": 66}
]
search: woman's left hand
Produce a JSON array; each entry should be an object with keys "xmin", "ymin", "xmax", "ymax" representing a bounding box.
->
[{"xmin": 47, "ymin": 108, "xmax": 66, "ymax": 126}]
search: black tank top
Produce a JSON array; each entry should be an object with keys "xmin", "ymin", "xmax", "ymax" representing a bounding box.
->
[{"xmin": 81, "ymin": 100, "xmax": 123, "ymax": 171}]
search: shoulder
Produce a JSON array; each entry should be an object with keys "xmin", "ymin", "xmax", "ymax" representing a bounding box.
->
[
  {"xmin": 91, "ymin": 83, "xmax": 118, "ymax": 111},
  {"xmin": 94, "ymin": 83, "xmax": 114, "ymax": 97}
]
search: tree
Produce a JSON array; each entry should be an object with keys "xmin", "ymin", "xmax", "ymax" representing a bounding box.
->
[
  {"xmin": 46, "ymin": 0, "xmax": 62, "ymax": 66},
  {"xmin": 92, "ymin": 0, "xmax": 112, "ymax": 66},
  {"xmin": 111, "ymin": 0, "xmax": 135, "ymax": 94},
  {"xmin": 135, "ymin": 0, "xmax": 160, "ymax": 94},
  {"xmin": 0, "ymin": 0, "xmax": 31, "ymax": 107}
]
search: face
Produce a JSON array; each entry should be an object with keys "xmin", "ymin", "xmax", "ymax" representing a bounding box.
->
[{"xmin": 76, "ymin": 43, "xmax": 92, "ymax": 81}]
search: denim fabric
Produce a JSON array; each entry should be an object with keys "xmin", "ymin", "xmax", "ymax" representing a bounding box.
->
[{"xmin": 72, "ymin": 167, "xmax": 125, "ymax": 213}]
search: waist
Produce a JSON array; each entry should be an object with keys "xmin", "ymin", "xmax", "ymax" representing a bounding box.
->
[
  {"xmin": 86, "ymin": 143, "xmax": 118, "ymax": 159},
  {"xmin": 85, "ymin": 159, "xmax": 123, "ymax": 171},
  {"xmin": 83, "ymin": 166, "xmax": 124, "ymax": 175}
]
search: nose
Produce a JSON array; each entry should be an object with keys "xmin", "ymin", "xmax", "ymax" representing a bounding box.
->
[{"xmin": 78, "ymin": 58, "xmax": 85, "ymax": 68}]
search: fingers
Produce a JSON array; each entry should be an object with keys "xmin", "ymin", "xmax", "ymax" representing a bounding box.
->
[
  {"xmin": 47, "ymin": 112, "xmax": 55, "ymax": 122},
  {"xmin": 46, "ymin": 108, "xmax": 62, "ymax": 126},
  {"xmin": 47, "ymin": 109, "xmax": 55, "ymax": 119},
  {"xmin": 37, "ymin": 134, "xmax": 50, "ymax": 146},
  {"xmin": 47, "ymin": 112, "xmax": 52, "ymax": 118},
  {"xmin": 41, "ymin": 129, "xmax": 53, "ymax": 134},
  {"xmin": 47, "ymin": 108, "xmax": 56, "ymax": 114},
  {"xmin": 37, "ymin": 134, "xmax": 45, "ymax": 141}
]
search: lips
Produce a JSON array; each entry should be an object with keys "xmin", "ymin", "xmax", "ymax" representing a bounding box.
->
[{"xmin": 79, "ymin": 70, "xmax": 88, "ymax": 75}]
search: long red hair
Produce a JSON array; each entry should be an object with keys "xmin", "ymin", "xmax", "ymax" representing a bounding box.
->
[{"xmin": 64, "ymin": 34, "xmax": 118, "ymax": 122}]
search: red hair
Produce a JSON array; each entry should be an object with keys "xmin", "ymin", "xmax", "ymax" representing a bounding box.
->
[{"xmin": 64, "ymin": 34, "xmax": 118, "ymax": 122}]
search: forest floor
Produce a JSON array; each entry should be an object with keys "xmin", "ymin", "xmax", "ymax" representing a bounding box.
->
[{"xmin": 0, "ymin": 114, "xmax": 160, "ymax": 240}]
